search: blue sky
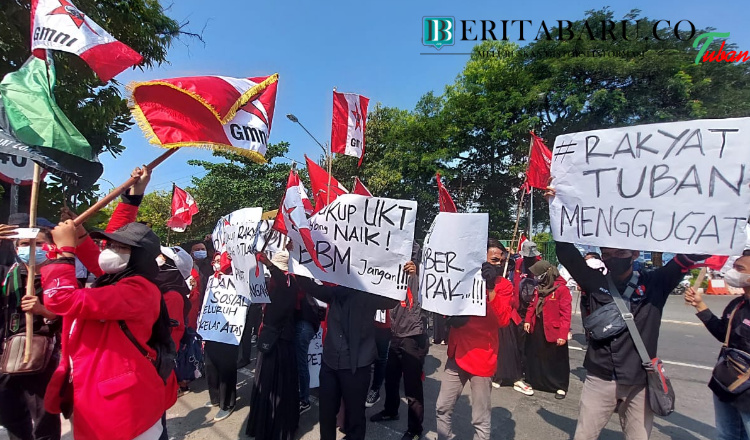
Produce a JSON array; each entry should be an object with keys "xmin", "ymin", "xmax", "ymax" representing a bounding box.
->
[{"xmin": 102, "ymin": 0, "xmax": 750, "ymax": 195}]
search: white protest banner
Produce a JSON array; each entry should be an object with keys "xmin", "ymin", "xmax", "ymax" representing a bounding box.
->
[
  {"xmin": 256, "ymin": 219, "xmax": 289, "ymax": 260},
  {"xmin": 419, "ymin": 212, "xmax": 488, "ymax": 316},
  {"xmin": 307, "ymin": 327, "xmax": 323, "ymax": 389},
  {"xmin": 289, "ymin": 194, "xmax": 417, "ymax": 300},
  {"xmin": 549, "ymin": 118, "xmax": 750, "ymax": 255},
  {"xmin": 212, "ymin": 207, "xmax": 270, "ymax": 303},
  {"xmin": 197, "ymin": 273, "xmax": 250, "ymax": 345}
]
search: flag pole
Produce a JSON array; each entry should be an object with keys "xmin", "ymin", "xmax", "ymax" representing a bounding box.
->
[
  {"xmin": 23, "ymin": 163, "xmax": 42, "ymax": 363},
  {"xmin": 525, "ymin": 132, "xmax": 536, "ymax": 240},
  {"xmin": 326, "ymin": 142, "xmax": 332, "ymax": 206},
  {"xmin": 73, "ymin": 148, "xmax": 179, "ymax": 226}
]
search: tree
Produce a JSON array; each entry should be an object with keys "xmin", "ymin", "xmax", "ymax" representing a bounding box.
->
[
  {"xmin": 136, "ymin": 190, "xmax": 172, "ymax": 243},
  {"xmin": 184, "ymin": 142, "xmax": 301, "ymax": 242},
  {"xmin": 0, "ymin": 0, "xmax": 194, "ymax": 219}
]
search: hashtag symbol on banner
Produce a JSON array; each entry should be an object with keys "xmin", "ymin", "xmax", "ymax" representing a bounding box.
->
[{"xmin": 554, "ymin": 141, "xmax": 577, "ymax": 163}]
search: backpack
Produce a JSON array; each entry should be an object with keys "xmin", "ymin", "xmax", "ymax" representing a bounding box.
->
[
  {"xmin": 119, "ymin": 294, "xmax": 178, "ymax": 384},
  {"xmin": 175, "ymin": 327, "xmax": 204, "ymax": 383}
]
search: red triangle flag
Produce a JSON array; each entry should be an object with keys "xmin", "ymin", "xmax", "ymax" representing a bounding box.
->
[
  {"xmin": 436, "ymin": 172, "xmax": 457, "ymax": 213},
  {"xmin": 331, "ymin": 91, "xmax": 369, "ymax": 166},
  {"xmin": 166, "ymin": 185, "xmax": 199, "ymax": 232},
  {"xmin": 525, "ymin": 132, "xmax": 552, "ymax": 190},
  {"xmin": 352, "ymin": 177, "xmax": 373, "ymax": 197},
  {"xmin": 273, "ymin": 169, "xmax": 325, "ymax": 272},
  {"xmin": 305, "ymin": 155, "xmax": 348, "ymax": 213}
]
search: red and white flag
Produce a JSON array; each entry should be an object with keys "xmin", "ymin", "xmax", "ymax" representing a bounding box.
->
[
  {"xmin": 305, "ymin": 155, "xmax": 348, "ymax": 212},
  {"xmin": 130, "ymin": 74, "xmax": 279, "ymax": 164},
  {"xmin": 31, "ymin": 0, "xmax": 143, "ymax": 82},
  {"xmin": 331, "ymin": 91, "xmax": 369, "ymax": 166},
  {"xmin": 516, "ymin": 233, "xmax": 527, "ymax": 253},
  {"xmin": 436, "ymin": 172, "xmax": 457, "ymax": 213},
  {"xmin": 273, "ymin": 169, "xmax": 324, "ymax": 271},
  {"xmin": 166, "ymin": 185, "xmax": 199, "ymax": 232},
  {"xmin": 523, "ymin": 132, "xmax": 552, "ymax": 192},
  {"xmin": 351, "ymin": 177, "xmax": 373, "ymax": 197}
]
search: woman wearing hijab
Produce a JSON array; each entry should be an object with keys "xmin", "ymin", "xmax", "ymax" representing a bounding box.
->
[
  {"xmin": 523, "ymin": 260, "xmax": 572, "ymax": 399},
  {"xmin": 245, "ymin": 250, "xmax": 299, "ymax": 440}
]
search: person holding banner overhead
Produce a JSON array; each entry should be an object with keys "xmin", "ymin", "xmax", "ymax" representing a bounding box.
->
[
  {"xmin": 245, "ymin": 250, "xmax": 299, "ymax": 440},
  {"xmin": 435, "ymin": 240, "xmax": 517, "ymax": 440},
  {"xmin": 545, "ymin": 185, "xmax": 706, "ymax": 440},
  {"xmin": 296, "ymin": 273, "xmax": 400, "ymax": 440},
  {"xmin": 522, "ymin": 260, "xmax": 572, "ymax": 400},
  {"xmin": 0, "ymin": 218, "xmax": 61, "ymax": 440}
]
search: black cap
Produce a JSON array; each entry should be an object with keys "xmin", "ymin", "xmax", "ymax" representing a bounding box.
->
[
  {"xmin": 90, "ymin": 222, "xmax": 161, "ymax": 258},
  {"xmin": 8, "ymin": 213, "xmax": 56, "ymax": 228}
]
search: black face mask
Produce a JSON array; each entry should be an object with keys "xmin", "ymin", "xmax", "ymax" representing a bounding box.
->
[{"xmin": 604, "ymin": 257, "xmax": 633, "ymax": 275}]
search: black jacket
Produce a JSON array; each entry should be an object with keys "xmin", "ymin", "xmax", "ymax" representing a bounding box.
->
[
  {"xmin": 698, "ymin": 297, "xmax": 750, "ymax": 411},
  {"xmin": 557, "ymin": 241, "xmax": 696, "ymax": 385},
  {"xmin": 298, "ymin": 277, "xmax": 399, "ymax": 373}
]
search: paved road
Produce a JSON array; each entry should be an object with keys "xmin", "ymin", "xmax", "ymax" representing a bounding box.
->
[{"xmin": 1, "ymin": 294, "xmax": 736, "ymax": 440}]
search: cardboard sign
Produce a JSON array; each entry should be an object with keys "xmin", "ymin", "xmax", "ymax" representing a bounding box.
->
[
  {"xmin": 212, "ymin": 208, "xmax": 270, "ymax": 303},
  {"xmin": 197, "ymin": 273, "xmax": 250, "ymax": 345},
  {"xmin": 419, "ymin": 212, "xmax": 488, "ymax": 316},
  {"xmin": 289, "ymin": 194, "xmax": 418, "ymax": 300},
  {"xmin": 307, "ymin": 327, "xmax": 324, "ymax": 389},
  {"xmin": 549, "ymin": 118, "xmax": 750, "ymax": 255}
]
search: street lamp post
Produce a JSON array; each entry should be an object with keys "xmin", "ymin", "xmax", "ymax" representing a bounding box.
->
[{"xmin": 286, "ymin": 113, "xmax": 334, "ymax": 204}]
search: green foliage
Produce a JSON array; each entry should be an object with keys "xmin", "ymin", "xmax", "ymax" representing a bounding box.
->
[
  {"xmin": 0, "ymin": 0, "xmax": 185, "ymax": 212},
  {"xmin": 137, "ymin": 190, "xmax": 172, "ymax": 242},
  {"xmin": 332, "ymin": 8, "xmax": 750, "ymax": 239},
  {"xmin": 181, "ymin": 142, "xmax": 302, "ymax": 243}
]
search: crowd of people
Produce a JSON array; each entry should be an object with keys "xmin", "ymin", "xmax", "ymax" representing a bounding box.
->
[{"xmin": 1, "ymin": 167, "xmax": 748, "ymax": 440}]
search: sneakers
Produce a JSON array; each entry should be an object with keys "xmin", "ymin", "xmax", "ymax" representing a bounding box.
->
[
  {"xmin": 365, "ymin": 389, "xmax": 380, "ymax": 408},
  {"xmin": 370, "ymin": 410, "xmax": 400, "ymax": 422},
  {"xmin": 555, "ymin": 390, "xmax": 567, "ymax": 400},
  {"xmin": 204, "ymin": 401, "xmax": 219, "ymax": 408},
  {"xmin": 300, "ymin": 401, "xmax": 311, "ymax": 414},
  {"xmin": 491, "ymin": 381, "xmax": 501, "ymax": 389},
  {"xmin": 401, "ymin": 431, "xmax": 422, "ymax": 440},
  {"xmin": 513, "ymin": 380, "xmax": 534, "ymax": 396},
  {"xmin": 213, "ymin": 407, "xmax": 234, "ymax": 421}
]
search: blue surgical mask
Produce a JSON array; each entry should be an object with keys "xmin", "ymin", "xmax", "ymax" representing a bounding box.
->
[
  {"xmin": 193, "ymin": 250, "xmax": 207, "ymax": 260},
  {"xmin": 17, "ymin": 246, "xmax": 47, "ymax": 265}
]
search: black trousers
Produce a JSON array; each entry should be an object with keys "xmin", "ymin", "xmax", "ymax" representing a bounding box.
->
[
  {"xmin": 383, "ymin": 334, "xmax": 429, "ymax": 435},
  {"xmin": 204, "ymin": 341, "xmax": 239, "ymax": 410},
  {"xmin": 237, "ymin": 310, "xmax": 254, "ymax": 365},
  {"xmin": 319, "ymin": 363, "xmax": 370, "ymax": 440},
  {"xmin": 0, "ymin": 354, "xmax": 61, "ymax": 440}
]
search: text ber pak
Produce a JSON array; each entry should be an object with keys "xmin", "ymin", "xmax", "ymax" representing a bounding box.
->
[
  {"xmin": 549, "ymin": 117, "xmax": 750, "ymax": 255},
  {"xmin": 419, "ymin": 212, "xmax": 489, "ymax": 317}
]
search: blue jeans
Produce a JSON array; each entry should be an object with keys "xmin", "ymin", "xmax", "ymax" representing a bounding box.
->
[
  {"xmin": 715, "ymin": 395, "xmax": 750, "ymax": 440},
  {"xmin": 296, "ymin": 320, "xmax": 317, "ymax": 405}
]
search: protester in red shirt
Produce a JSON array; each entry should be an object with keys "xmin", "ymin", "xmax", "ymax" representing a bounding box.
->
[{"xmin": 435, "ymin": 239, "xmax": 517, "ymax": 440}]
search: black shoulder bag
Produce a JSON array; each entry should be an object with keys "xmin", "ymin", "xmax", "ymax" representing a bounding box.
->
[
  {"xmin": 711, "ymin": 301, "xmax": 750, "ymax": 395},
  {"xmin": 606, "ymin": 275, "xmax": 675, "ymax": 417}
]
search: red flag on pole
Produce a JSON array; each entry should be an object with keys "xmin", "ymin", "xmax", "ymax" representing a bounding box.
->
[
  {"xmin": 524, "ymin": 132, "xmax": 552, "ymax": 190},
  {"xmin": 516, "ymin": 233, "xmax": 527, "ymax": 253},
  {"xmin": 436, "ymin": 172, "xmax": 457, "ymax": 213},
  {"xmin": 273, "ymin": 169, "xmax": 325, "ymax": 271},
  {"xmin": 331, "ymin": 91, "xmax": 369, "ymax": 166},
  {"xmin": 351, "ymin": 177, "xmax": 373, "ymax": 197},
  {"xmin": 31, "ymin": 0, "xmax": 143, "ymax": 82},
  {"xmin": 166, "ymin": 185, "xmax": 199, "ymax": 232},
  {"xmin": 702, "ymin": 255, "xmax": 730, "ymax": 270},
  {"xmin": 305, "ymin": 155, "xmax": 348, "ymax": 212}
]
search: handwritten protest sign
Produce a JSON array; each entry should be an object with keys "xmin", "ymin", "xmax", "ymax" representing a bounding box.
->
[
  {"xmin": 419, "ymin": 212, "xmax": 488, "ymax": 316},
  {"xmin": 308, "ymin": 327, "xmax": 323, "ymax": 389},
  {"xmin": 289, "ymin": 194, "xmax": 417, "ymax": 300},
  {"xmin": 197, "ymin": 273, "xmax": 250, "ymax": 345},
  {"xmin": 212, "ymin": 208, "xmax": 270, "ymax": 303},
  {"xmin": 549, "ymin": 118, "xmax": 750, "ymax": 255}
]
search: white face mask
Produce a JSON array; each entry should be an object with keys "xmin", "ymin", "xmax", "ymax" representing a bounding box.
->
[
  {"xmin": 724, "ymin": 269, "xmax": 750, "ymax": 288},
  {"xmin": 99, "ymin": 249, "xmax": 130, "ymax": 274},
  {"xmin": 156, "ymin": 255, "xmax": 166, "ymax": 267},
  {"xmin": 213, "ymin": 262, "xmax": 222, "ymax": 272}
]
